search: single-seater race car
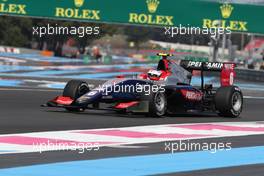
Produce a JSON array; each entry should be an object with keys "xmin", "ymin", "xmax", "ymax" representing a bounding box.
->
[{"xmin": 42, "ymin": 53, "xmax": 243, "ymax": 118}]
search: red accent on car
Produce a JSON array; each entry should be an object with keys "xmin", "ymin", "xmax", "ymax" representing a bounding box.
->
[
  {"xmin": 192, "ymin": 70, "xmax": 200, "ymax": 76},
  {"xmin": 138, "ymin": 73, "xmax": 148, "ymax": 79},
  {"xmin": 114, "ymin": 101, "xmax": 139, "ymax": 109},
  {"xmin": 159, "ymin": 70, "xmax": 171, "ymax": 80},
  {"xmin": 53, "ymin": 96, "xmax": 74, "ymax": 105},
  {"xmin": 162, "ymin": 58, "xmax": 169, "ymax": 71},
  {"xmin": 116, "ymin": 75, "xmax": 125, "ymax": 78},
  {"xmin": 181, "ymin": 90, "xmax": 203, "ymax": 101},
  {"xmin": 221, "ymin": 63, "xmax": 236, "ymax": 86}
]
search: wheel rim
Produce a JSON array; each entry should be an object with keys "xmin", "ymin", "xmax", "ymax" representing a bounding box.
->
[
  {"xmin": 232, "ymin": 92, "xmax": 242, "ymax": 111},
  {"xmin": 155, "ymin": 92, "xmax": 165, "ymax": 112},
  {"xmin": 78, "ymin": 84, "xmax": 89, "ymax": 96}
]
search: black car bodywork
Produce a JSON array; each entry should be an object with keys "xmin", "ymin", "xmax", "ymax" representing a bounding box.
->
[{"xmin": 43, "ymin": 60, "xmax": 243, "ymax": 117}]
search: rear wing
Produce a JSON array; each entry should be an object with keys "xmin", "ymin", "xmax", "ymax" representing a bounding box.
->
[
  {"xmin": 179, "ymin": 60, "xmax": 236, "ymax": 88},
  {"xmin": 180, "ymin": 60, "xmax": 224, "ymax": 71}
]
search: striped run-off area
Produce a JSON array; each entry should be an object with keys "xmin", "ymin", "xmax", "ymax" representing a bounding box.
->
[{"xmin": 1, "ymin": 121, "xmax": 264, "ymax": 154}]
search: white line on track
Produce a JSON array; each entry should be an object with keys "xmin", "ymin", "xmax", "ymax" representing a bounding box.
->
[
  {"xmin": 0, "ymin": 88, "xmax": 60, "ymax": 92},
  {"xmin": 109, "ymin": 145, "xmax": 148, "ymax": 149},
  {"xmin": 244, "ymin": 96, "xmax": 264, "ymax": 99}
]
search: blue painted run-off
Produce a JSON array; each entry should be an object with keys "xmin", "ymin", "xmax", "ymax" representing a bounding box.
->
[
  {"xmin": 0, "ymin": 146, "xmax": 264, "ymax": 176},
  {"xmin": 0, "ymin": 80, "xmax": 22, "ymax": 87}
]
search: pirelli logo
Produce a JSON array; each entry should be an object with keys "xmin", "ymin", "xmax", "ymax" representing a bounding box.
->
[{"xmin": 180, "ymin": 61, "xmax": 224, "ymax": 71}]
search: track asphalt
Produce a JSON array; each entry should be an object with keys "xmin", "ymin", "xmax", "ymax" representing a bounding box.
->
[{"xmin": 0, "ymin": 87, "xmax": 263, "ymax": 175}]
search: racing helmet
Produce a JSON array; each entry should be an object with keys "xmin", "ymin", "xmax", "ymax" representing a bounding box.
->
[{"xmin": 147, "ymin": 69, "xmax": 163, "ymax": 80}]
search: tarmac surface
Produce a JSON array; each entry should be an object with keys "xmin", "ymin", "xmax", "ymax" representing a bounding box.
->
[
  {"xmin": 1, "ymin": 53, "xmax": 264, "ymax": 175},
  {"xmin": 0, "ymin": 87, "xmax": 263, "ymax": 175}
]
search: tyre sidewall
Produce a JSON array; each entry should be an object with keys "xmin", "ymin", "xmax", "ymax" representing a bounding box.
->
[
  {"xmin": 63, "ymin": 80, "xmax": 89, "ymax": 100},
  {"xmin": 148, "ymin": 91, "xmax": 167, "ymax": 117},
  {"xmin": 63, "ymin": 80, "xmax": 89, "ymax": 112},
  {"xmin": 215, "ymin": 86, "xmax": 243, "ymax": 117}
]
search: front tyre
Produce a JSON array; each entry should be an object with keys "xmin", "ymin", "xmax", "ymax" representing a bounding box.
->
[
  {"xmin": 215, "ymin": 86, "xmax": 243, "ymax": 118},
  {"xmin": 63, "ymin": 80, "xmax": 90, "ymax": 112},
  {"xmin": 148, "ymin": 91, "xmax": 167, "ymax": 117}
]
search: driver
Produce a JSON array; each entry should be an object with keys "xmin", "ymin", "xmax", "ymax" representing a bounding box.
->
[
  {"xmin": 157, "ymin": 53, "xmax": 173, "ymax": 72},
  {"xmin": 147, "ymin": 53, "xmax": 173, "ymax": 81}
]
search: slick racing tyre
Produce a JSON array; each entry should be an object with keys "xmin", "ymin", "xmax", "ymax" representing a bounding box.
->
[
  {"xmin": 148, "ymin": 91, "xmax": 167, "ymax": 117},
  {"xmin": 215, "ymin": 86, "xmax": 243, "ymax": 118},
  {"xmin": 63, "ymin": 80, "xmax": 90, "ymax": 112}
]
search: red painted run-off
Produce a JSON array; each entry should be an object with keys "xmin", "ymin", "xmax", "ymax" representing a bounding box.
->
[
  {"xmin": 0, "ymin": 136, "xmax": 118, "ymax": 145},
  {"xmin": 171, "ymin": 124, "xmax": 264, "ymax": 132},
  {"xmin": 76, "ymin": 130, "xmax": 211, "ymax": 139}
]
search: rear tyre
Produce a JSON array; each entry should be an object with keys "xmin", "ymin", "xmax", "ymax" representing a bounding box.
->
[
  {"xmin": 215, "ymin": 86, "xmax": 243, "ymax": 118},
  {"xmin": 148, "ymin": 91, "xmax": 167, "ymax": 117},
  {"xmin": 63, "ymin": 80, "xmax": 90, "ymax": 112}
]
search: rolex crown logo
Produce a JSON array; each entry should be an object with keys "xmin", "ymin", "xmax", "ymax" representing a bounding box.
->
[
  {"xmin": 220, "ymin": 3, "xmax": 234, "ymax": 18},
  {"xmin": 74, "ymin": 0, "xmax": 85, "ymax": 8},
  {"xmin": 146, "ymin": 0, "xmax": 160, "ymax": 13}
]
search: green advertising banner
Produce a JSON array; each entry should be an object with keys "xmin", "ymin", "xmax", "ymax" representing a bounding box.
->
[{"xmin": 0, "ymin": 0, "xmax": 263, "ymax": 34}]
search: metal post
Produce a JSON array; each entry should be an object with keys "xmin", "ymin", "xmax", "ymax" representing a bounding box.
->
[
  {"xmin": 201, "ymin": 62, "xmax": 204, "ymax": 92},
  {"xmin": 222, "ymin": 33, "xmax": 226, "ymax": 61}
]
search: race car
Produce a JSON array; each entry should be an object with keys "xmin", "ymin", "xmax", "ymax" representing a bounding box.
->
[{"xmin": 42, "ymin": 53, "xmax": 243, "ymax": 118}]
